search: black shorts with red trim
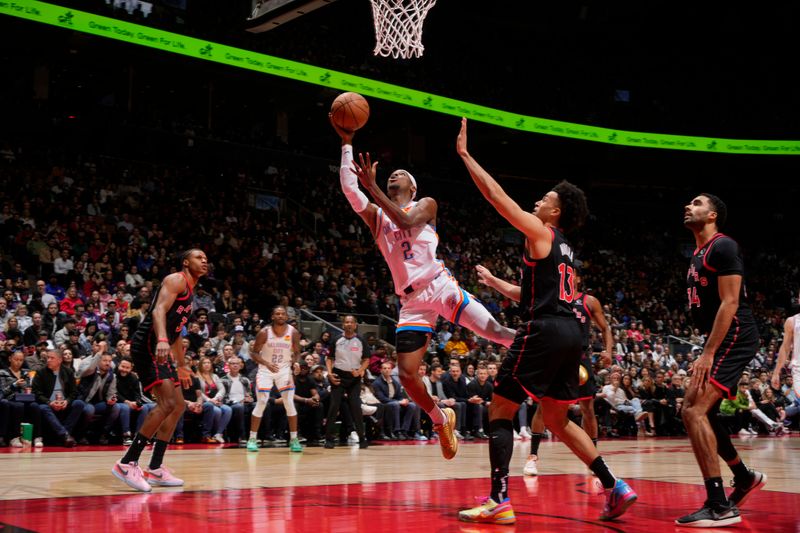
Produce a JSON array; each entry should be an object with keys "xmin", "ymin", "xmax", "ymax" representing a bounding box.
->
[
  {"xmin": 576, "ymin": 352, "xmax": 596, "ymax": 400},
  {"xmin": 493, "ymin": 316, "xmax": 583, "ymax": 404},
  {"xmin": 709, "ymin": 318, "xmax": 759, "ymax": 400},
  {"xmin": 131, "ymin": 336, "xmax": 179, "ymax": 392}
]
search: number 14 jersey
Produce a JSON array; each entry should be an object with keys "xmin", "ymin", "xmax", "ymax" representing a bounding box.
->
[{"xmin": 686, "ymin": 233, "xmax": 755, "ymax": 336}]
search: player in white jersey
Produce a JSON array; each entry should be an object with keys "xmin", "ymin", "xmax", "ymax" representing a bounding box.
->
[
  {"xmin": 772, "ymin": 291, "xmax": 800, "ymax": 397},
  {"xmin": 246, "ymin": 306, "xmax": 303, "ymax": 453},
  {"xmin": 331, "ymin": 119, "xmax": 516, "ymax": 460}
]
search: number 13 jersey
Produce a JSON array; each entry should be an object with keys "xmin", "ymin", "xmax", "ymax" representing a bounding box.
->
[{"xmin": 520, "ymin": 227, "xmax": 576, "ymax": 321}]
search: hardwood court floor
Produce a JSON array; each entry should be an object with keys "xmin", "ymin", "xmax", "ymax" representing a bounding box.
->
[{"xmin": 1, "ymin": 435, "xmax": 798, "ymax": 532}]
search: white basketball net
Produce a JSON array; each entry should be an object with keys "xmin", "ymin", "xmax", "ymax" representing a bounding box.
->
[{"xmin": 370, "ymin": 0, "xmax": 438, "ymax": 59}]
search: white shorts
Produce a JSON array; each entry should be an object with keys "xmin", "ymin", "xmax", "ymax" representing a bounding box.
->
[
  {"xmin": 256, "ymin": 367, "xmax": 293, "ymax": 393},
  {"xmin": 791, "ymin": 358, "xmax": 800, "ymax": 397},
  {"xmin": 397, "ymin": 273, "xmax": 473, "ymax": 334}
]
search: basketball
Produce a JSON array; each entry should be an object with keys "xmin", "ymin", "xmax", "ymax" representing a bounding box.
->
[
  {"xmin": 330, "ymin": 92, "xmax": 370, "ymax": 131},
  {"xmin": 579, "ymin": 364, "xmax": 589, "ymax": 386}
]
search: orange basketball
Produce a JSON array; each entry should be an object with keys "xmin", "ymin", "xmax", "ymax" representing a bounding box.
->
[{"xmin": 330, "ymin": 92, "xmax": 370, "ymax": 131}]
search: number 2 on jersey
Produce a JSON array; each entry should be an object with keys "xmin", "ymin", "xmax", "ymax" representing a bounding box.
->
[
  {"xmin": 401, "ymin": 240, "xmax": 414, "ymax": 261},
  {"xmin": 558, "ymin": 263, "xmax": 575, "ymax": 303}
]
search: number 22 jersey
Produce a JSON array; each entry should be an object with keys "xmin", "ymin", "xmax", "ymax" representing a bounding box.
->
[{"xmin": 258, "ymin": 325, "xmax": 296, "ymax": 374}]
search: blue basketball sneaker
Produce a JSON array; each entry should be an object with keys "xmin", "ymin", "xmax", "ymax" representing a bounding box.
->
[{"xmin": 600, "ymin": 479, "xmax": 637, "ymax": 520}]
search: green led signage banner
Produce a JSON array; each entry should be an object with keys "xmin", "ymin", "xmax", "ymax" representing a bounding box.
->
[{"xmin": 2, "ymin": 0, "xmax": 799, "ymax": 155}]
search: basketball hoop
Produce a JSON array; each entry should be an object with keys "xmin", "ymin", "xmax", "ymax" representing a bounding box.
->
[{"xmin": 370, "ymin": 0, "xmax": 437, "ymax": 59}]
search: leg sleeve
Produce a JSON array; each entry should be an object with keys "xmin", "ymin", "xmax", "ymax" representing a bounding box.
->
[{"xmin": 456, "ymin": 292, "xmax": 516, "ymax": 347}]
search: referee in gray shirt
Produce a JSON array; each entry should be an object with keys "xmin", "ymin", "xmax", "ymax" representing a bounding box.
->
[{"xmin": 324, "ymin": 315, "xmax": 370, "ymax": 449}]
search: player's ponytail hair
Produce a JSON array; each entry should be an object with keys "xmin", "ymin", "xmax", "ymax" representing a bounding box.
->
[
  {"xmin": 700, "ymin": 193, "xmax": 727, "ymax": 230},
  {"xmin": 552, "ymin": 180, "xmax": 589, "ymax": 235}
]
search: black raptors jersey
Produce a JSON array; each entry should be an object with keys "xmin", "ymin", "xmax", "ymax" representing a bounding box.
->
[
  {"xmin": 572, "ymin": 292, "xmax": 592, "ymax": 351},
  {"xmin": 519, "ymin": 227, "xmax": 577, "ymax": 321},
  {"xmin": 131, "ymin": 272, "xmax": 194, "ymax": 350},
  {"xmin": 686, "ymin": 233, "xmax": 754, "ymax": 335}
]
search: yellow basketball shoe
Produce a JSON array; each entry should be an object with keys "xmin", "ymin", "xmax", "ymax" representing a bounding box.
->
[
  {"xmin": 459, "ymin": 497, "xmax": 516, "ymax": 525},
  {"xmin": 433, "ymin": 407, "xmax": 459, "ymax": 460}
]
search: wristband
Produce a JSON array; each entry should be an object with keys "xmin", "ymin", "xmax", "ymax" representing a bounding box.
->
[{"xmin": 158, "ymin": 338, "xmax": 169, "ymax": 343}]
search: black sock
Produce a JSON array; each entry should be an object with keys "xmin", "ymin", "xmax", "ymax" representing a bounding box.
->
[
  {"xmin": 728, "ymin": 459, "xmax": 750, "ymax": 482},
  {"xmin": 530, "ymin": 432, "xmax": 544, "ymax": 456},
  {"xmin": 591, "ymin": 438, "xmax": 598, "ymax": 448},
  {"xmin": 120, "ymin": 433, "xmax": 149, "ymax": 464},
  {"xmin": 489, "ymin": 419, "xmax": 514, "ymax": 503},
  {"xmin": 589, "ymin": 456, "xmax": 616, "ymax": 489},
  {"xmin": 149, "ymin": 439, "xmax": 169, "ymax": 470},
  {"xmin": 705, "ymin": 477, "xmax": 726, "ymax": 505}
]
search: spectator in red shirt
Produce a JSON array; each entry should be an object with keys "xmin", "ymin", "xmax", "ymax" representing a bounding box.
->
[{"xmin": 59, "ymin": 286, "xmax": 84, "ymax": 316}]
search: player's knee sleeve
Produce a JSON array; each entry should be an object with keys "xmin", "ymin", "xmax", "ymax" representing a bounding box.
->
[
  {"xmin": 282, "ymin": 389, "xmax": 297, "ymax": 417},
  {"xmin": 396, "ymin": 330, "xmax": 428, "ymax": 353},
  {"xmin": 252, "ymin": 392, "xmax": 268, "ymax": 418}
]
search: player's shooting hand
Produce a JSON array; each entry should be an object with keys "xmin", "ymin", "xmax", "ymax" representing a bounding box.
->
[
  {"xmin": 329, "ymin": 114, "xmax": 354, "ymax": 143},
  {"xmin": 177, "ymin": 364, "xmax": 192, "ymax": 389},
  {"xmin": 475, "ymin": 264, "xmax": 494, "ymax": 287},
  {"xmin": 353, "ymin": 152, "xmax": 378, "ymax": 190}
]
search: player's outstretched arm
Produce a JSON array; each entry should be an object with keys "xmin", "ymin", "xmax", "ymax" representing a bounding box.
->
[
  {"xmin": 475, "ymin": 264, "xmax": 521, "ymax": 302},
  {"xmin": 456, "ymin": 118, "xmax": 550, "ymax": 246},
  {"xmin": 331, "ymin": 116, "xmax": 378, "ymax": 234}
]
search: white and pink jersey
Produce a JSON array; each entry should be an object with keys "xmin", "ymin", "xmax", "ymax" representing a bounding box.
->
[
  {"xmin": 375, "ymin": 203, "xmax": 445, "ymax": 296},
  {"xmin": 258, "ymin": 325, "xmax": 296, "ymax": 373}
]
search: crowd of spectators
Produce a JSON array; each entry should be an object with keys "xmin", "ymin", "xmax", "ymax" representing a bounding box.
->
[{"xmin": 1, "ymin": 133, "xmax": 798, "ymax": 450}]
